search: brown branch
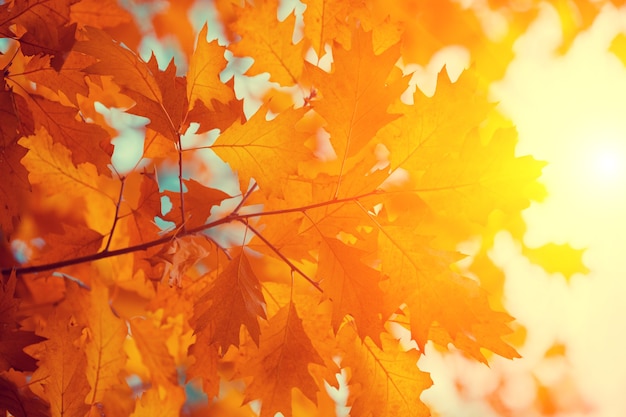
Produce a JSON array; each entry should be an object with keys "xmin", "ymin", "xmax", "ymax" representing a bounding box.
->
[
  {"xmin": 240, "ymin": 220, "xmax": 323, "ymax": 293},
  {"xmin": 104, "ymin": 176, "xmax": 126, "ymax": 252},
  {"xmin": 1, "ymin": 189, "xmax": 384, "ymax": 277}
]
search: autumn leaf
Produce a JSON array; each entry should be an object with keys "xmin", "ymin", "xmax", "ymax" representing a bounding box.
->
[
  {"xmin": 36, "ymin": 224, "xmax": 103, "ymax": 265},
  {"xmin": 0, "ymin": 272, "xmax": 44, "ymax": 372},
  {"xmin": 81, "ymin": 280, "xmax": 128, "ymax": 406},
  {"xmin": 0, "ymin": 83, "xmax": 30, "ymax": 237},
  {"xmin": 522, "ymin": 242, "xmax": 589, "ymax": 279},
  {"xmin": 228, "ymin": 0, "xmax": 304, "ymax": 85},
  {"xmin": 241, "ymin": 304, "xmax": 324, "ymax": 417},
  {"xmin": 210, "ymin": 106, "xmax": 311, "ymax": 197},
  {"xmin": 128, "ymin": 316, "xmax": 178, "ymax": 387},
  {"xmin": 25, "ymin": 308, "xmax": 90, "ymax": 417},
  {"xmin": 193, "ymin": 250, "xmax": 267, "ymax": 351},
  {"xmin": 0, "ymin": 370, "xmax": 50, "ymax": 417},
  {"xmin": 338, "ymin": 325, "xmax": 433, "ymax": 417},
  {"xmin": 187, "ymin": 24, "xmax": 235, "ymax": 113},
  {"xmin": 317, "ymin": 238, "xmax": 386, "ymax": 343},
  {"xmin": 18, "ymin": 128, "xmax": 117, "ymax": 235},
  {"xmin": 164, "ymin": 178, "xmax": 230, "ymax": 229},
  {"xmin": 0, "ymin": 0, "xmax": 77, "ymax": 70},
  {"xmin": 305, "ymin": 28, "xmax": 406, "ymax": 194},
  {"xmin": 130, "ymin": 386, "xmax": 185, "ymax": 417},
  {"xmin": 24, "ymin": 96, "xmax": 113, "ymax": 175},
  {"xmin": 301, "ymin": 0, "xmax": 367, "ymax": 58}
]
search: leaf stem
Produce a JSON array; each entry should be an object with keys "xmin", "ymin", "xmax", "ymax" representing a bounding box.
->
[
  {"xmin": 240, "ymin": 220, "xmax": 322, "ymax": 293},
  {"xmin": 177, "ymin": 134, "xmax": 187, "ymax": 233},
  {"xmin": 104, "ymin": 177, "xmax": 126, "ymax": 252}
]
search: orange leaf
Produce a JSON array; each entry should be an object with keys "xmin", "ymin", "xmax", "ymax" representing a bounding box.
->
[
  {"xmin": 522, "ymin": 242, "xmax": 589, "ymax": 279},
  {"xmin": 338, "ymin": 326, "xmax": 433, "ymax": 417},
  {"xmin": 306, "ymin": 29, "xmax": 404, "ymax": 161},
  {"xmin": 242, "ymin": 304, "xmax": 323, "ymax": 417},
  {"xmin": 317, "ymin": 238, "xmax": 386, "ymax": 343},
  {"xmin": 18, "ymin": 128, "xmax": 117, "ymax": 235},
  {"xmin": 211, "ymin": 106, "xmax": 311, "ymax": 198},
  {"xmin": 25, "ymin": 96, "xmax": 113, "ymax": 175},
  {"xmin": 36, "ymin": 224, "xmax": 103, "ymax": 265},
  {"xmin": 194, "ymin": 250, "xmax": 267, "ymax": 351},
  {"xmin": 164, "ymin": 179, "xmax": 230, "ymax": 230},
  {"xmin": 228, "ymin": 0, "xmax": 304, "ymax": 85},
  {"xmin": 187, "ymin": 25, "xmax": 235, "ymax": 112},
  {"xmin": 0, "ymin": 271, "xmax": 44, "ymax": 372},
  {"xmin": 128, "ymin": 317, "xmax": 178, "ymax": 387},
  {"xmin": 25, "ymin": 309, "xmax": 90, "ymax": 417},
  {"xmin": 130, "ymin": 386, "xmax": 185, "ymax": 417},
  {"xmin": 0, "ymin": 85, "xmax": 30, "ymax": 237},
  {"xmin": 82, "ymin": 281, "xmax": 128, "ymax": 405},
  {"xmin": 0, "ymin": 370, "xmax": 49, "ymax": 417},
  {"xmin": 301, "ymin": 0, "xmax": 366, "ymax": 58}
]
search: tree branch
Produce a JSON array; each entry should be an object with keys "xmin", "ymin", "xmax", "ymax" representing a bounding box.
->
[
  {"xmin": 240, "ymin": 220, "xmax": 323, "ymax": 293},
  {"xmin": 1, "ymin": 189, "xmax": 384, "ymax": 277}
]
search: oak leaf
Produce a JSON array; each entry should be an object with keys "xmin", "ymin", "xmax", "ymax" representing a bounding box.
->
[
  {"xmin": 317, "ymin": 238, "xmax": 386, "ymax": 343},
  {"xmin": 306, "ymin": 29, "xmax": 405, "ymax": 164},
  {"xmin": 25, "ymin": 309, "xmax": 90, "ymax": 417},
  {"xmin": 128, "ymin": 316, "xmax": 178, "ymax": 387},
  {"xmin": 338, "ymin": 325, "xmax": 432, "ymax": 417},
  {"xmin": 164, "ymin": 178, "xmax": 230, "ymax": 230},
  {"xmin": 522, "ymin": 242, "xmax": 589, "ymax": 279},
  {"xmin": 228, "ymin": 0, "xmax": 304, "ymax": 85},
  {"xmin": 81, "ymin": 280, "xmax": 128, "ymax": 405},
  {"xmin": 193, "ymin": 250, "xmax": 267, "ymax": 351},
  {"xmin": 187, "ymin": 25, "xmax": 235, "ymax": 113},
  {"xmin": 0, "ymin": 83, "xmax": 30, "ymax": 236},
  {"xmin": 0, "ymin": 272, "xmax": 44, "ymax": 372},
  {"xmin": 211, "ymin": 106, "xmax": 311, "ymax": 198},
  {"xmin": 241, "ymin": 304, "xmax": 324, "ymax": 417}
]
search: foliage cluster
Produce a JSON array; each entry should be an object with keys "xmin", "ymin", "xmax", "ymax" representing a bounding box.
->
[{"xmin": 1, "ymin": 0, "xmax": 609, "ymax": 415}]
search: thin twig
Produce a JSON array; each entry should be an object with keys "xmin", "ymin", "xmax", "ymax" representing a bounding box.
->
[
  {"xmin": 177, "ymin": 134, "xmax": 187, "ymax": 233},
  {"xmin": 231, "ymin": 181, "xmax": 258, "ymax": 215},
  {"xmin": 240, "ymin": 220, "xmax": 323, "ymax": 293},
  {"xmin": 104, "ymin": 176, "xmax": 126, "ymax": 252}
]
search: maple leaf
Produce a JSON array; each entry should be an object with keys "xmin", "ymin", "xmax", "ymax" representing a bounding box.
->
[
  {"xmin": 305, "ymin": 29, "xmax": 406, "ymax": 188},
  {"xmin": 0, "ymin": 272, "xmax": 44, "ymax": 372},
  {"xmin": 338, "ymin": 325, "xmax": 433, "ymax": 417},
  {"xmin": 228, "ymin": 0, "xmax": 304, "ymax": 85},
  {"xmin": 18, "ymin": 128, "xmax": 117, "ymax": 235},
  {"xmin": 187, "ymin": 333, "xmax": 220, "ymax": 399},
  {"xmin": 75, "ymin": 27, "xmax": 184, "ymax": 142},
  {"xmin": 81, "ymin": 280, "xmax": 128, "ymax": 405},
  {"xmin": 187, "ymin": 25, "xmax": 235, "ymax": 113},
  {"xmin": 210, "ymin": 106, "xmax": 311, "ymax": 198},
  {"xmin": 25, "ymin": 309, "xmax": 90, "ymax": 417},
  {"xmin": 164, "ymin": 178, "xmax": 230, "ymax": 230},
  {"xmin": 128, "ymin": 316, "xmax": 178, "ymax": 387},
  {"xmin": 522, "ymin": 242, "xmax": 589, "ymax": 279},
  {"xmin": 301, "ymin": 0, "xmax": 367, "ymax": 58},
  {"xmin": 0, "ymin": 371, "xmax": 50, "ymax": 417},
  {"xmin": 36, "ymin": 224, "xmax": 103, "ymax": 265},
  {"xmin": 23, "ymin": 52, "xmax": 94, "ymax": 107},
  {"xmin": 0, "ymin": 0, "xmax": 77, "ymax": 70},
  {"xmin": 24, "ymin": 96, "xmax": 113, "ymax": 175},
  {"xmin": 193, "ymin": 250, "xmax": 267, "ymax": 351},
  {"xmin": 130, "ymin": 386, "xmax": 185, "ymax": 417},
  {"xmin": 0, "ymin": 82, "xmax": 30, "ymax": 236},
  {"xmin": 241, "ymin": 304, "xmax": 324, "ymax": 417},
  {"xmin": 70, "ymin": 0, "xmax": 134, "ymax": 30},
  {"xmin": 317, "ymin": 238, "xmax": 386, "ymax": 343}
]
